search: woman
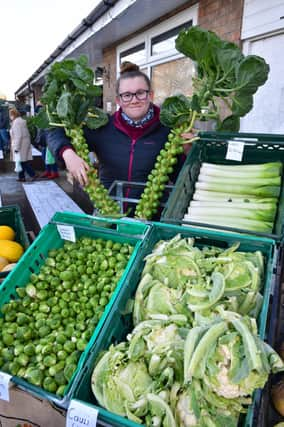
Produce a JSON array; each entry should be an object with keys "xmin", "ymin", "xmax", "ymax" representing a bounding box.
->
[
  {"xmin": 9, "ymin": 108, "xmax": 37, "ymax": 182},
  {"xmin": 47, "ymin": 62, "xmax": 190, "ymax": 196}
]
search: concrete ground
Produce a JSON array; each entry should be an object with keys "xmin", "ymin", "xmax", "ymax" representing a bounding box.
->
[{"xmin": 0, "ymin": 156, "xmax": 94, "ymax": 236}]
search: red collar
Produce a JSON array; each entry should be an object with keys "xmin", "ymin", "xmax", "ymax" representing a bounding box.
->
[{"xmin": 113, "ymin": 105, "xmax": 161, "ymax": 139}]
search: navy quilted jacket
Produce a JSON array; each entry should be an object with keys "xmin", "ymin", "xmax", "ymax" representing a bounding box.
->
[{"xmin": 46, "ymin": 106, "xmax": 183, "ymax": 194}]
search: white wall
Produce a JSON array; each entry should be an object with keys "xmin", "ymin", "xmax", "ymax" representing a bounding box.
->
[
  {"xmin": 240, "ymin": 0, "xmax": 284, "ymax": 133},
  {"xmin": 242, "ymin": 0, "xmax": 284, "ymax": 39}
]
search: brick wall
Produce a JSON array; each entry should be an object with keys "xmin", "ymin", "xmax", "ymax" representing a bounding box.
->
[
  {"xmin": 198, "ymin": 0, "xmax": 244, "ymax": 45},
  {"xmin": 102, "ymin": 46, "xmax": 117, "ymax": 113},
  {"xmin": 33, "ymin": 85, "xmax": 43, "ymax": 105},
  {"xmin": 102, "ymin": 0, "xmax": 244, "ymax": 111}
]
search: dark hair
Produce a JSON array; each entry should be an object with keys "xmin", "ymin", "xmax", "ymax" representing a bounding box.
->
[{"xmin": 116, "ymin": 61, "xmax": 151, "ymax": 95}]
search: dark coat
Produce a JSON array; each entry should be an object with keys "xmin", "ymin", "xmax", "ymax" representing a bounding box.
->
[
  {"xmin": 0, "ymin": 108, "xmax": 9, "ymax": 129},
  {"xmin": 47, "ymin": 107, "xmax": 174, "ymax": 188}
]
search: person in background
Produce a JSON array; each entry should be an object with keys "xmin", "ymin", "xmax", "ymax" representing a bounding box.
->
[
  {"xmin": 46, "ymin": 62, "xmax": 192, "ymax": 201},
  {"xmin": 34, "ymin": 102, "xmax": 59, "ymax": 179},
  {"xmin": 0, "ymin": 105, "xmax": 10, "ymax": 154},
  {"xmin": 35, "ymin": 127, "xmax": 59, "ymax": 179},
  {"xmin": 9, "ymin": 108, "xmax": 37, "ymax": 182}
]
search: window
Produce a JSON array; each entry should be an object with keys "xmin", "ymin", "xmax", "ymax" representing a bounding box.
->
[
  {"xmin": 151, "ymin": 21, "xmax": 192, "ymax": 57},
  {"xmin": 151, "ymin": 57, "xmax": 195, "ymax": 106},
  {"xmin": 120, "ymin": 43, "xmax": 146, "ymax": 64},
  {"xmin": 116, "ymin": 5, "xmax": 198, "ymax": 104}
]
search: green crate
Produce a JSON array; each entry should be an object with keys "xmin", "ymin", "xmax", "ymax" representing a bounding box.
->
[
  {"xmin": 0, "ymin": 205, "xmax": 30, "ymax": 278},
  {"xmin": 107, "ymin": 180, "xmax": 174, "ymax": 217},
  {"xmin": 161, "ymin": 132, "xmax": 284, "ymax": 241},
  {"xmin": 0, "ymin": 211, "xmax": 150, "ymax": 407},
  {"xmin": 70, "ymin": 221, "xmax": 276, "ymax": 427}
]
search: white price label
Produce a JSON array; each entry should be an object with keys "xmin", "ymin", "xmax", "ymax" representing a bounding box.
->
[
  {"xmin": 226, "ymin": 141, "xmax": 245, "ymax": 162},
  {"xmin": 0, "ymin": 372, "xmax": 12, "ymax": 401},
  {"xmin": 57, "ymin": 225, "xmax": 76, "ymax": 242},
  {"xmin": 66, "ymin": 400, "xmax": 98, "ymax": 427}
]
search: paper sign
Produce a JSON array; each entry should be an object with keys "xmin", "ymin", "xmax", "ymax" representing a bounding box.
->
[
  {"xmin": 23, "ymin": 181, "xmax": 83, "ymax": 229},
  {"xmin": 57, "ymin": 225, "xmax": 76, "ymax": 242},
  {"xmin": 66, "ymin": 399, "xmax": 98, "ymax": 427},
  {"xmin": 226, "ymin": 140, "xmax": 245, "ymax": 162},
  {"xmin": 0, "ymin": 372, "xmax": 12, "ymax": 401}
]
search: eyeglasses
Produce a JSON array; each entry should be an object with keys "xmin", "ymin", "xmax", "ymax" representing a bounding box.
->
[{"xmin": 119, "ymin": 89, "xmax": 149, "ymax": 103}]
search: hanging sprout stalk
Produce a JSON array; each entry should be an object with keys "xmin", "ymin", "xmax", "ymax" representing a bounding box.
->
[
  {"xmin": 134, "ymin": 108, "xmax": 204, "ymax": 220},
  {"xmin": 135, "ymin": 25, "xmax": 270, "ymax": 220},
  {"xmin": 66, "ymin": 127, "xmax": 120, "ymax": 216},
  {"xmin": 34, "ymin": 55, "xmax": 120, "ymax": 217}
]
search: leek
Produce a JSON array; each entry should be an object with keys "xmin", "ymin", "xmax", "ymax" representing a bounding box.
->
[
  {"xmin": 198, "ymin": 174, "xmax": 281, "ymax": 187},
  {"xmin": 200, "ymin": 161, "xmax": 282, "ymax": 178},
  {"xmin": 195, "ymin": 181, "xmax": 280, "ymax": 197},
  {"xmin": 183, "ymin": 214, "xmax": 273, "ymax": 233},
  {"xmin": 185, "ymin": 161, "xmax": 282, "ymax": 232},
  {"xmin": 187, "ymin": 206, "xmax": 276, "ymax": 221},
  {"xmin": 193, "ymin": 190, "xmax": 277, "ymax": 203},
  {"xmin": 190, "ymin": 200, "xmax": 277, "ymax": 213}
]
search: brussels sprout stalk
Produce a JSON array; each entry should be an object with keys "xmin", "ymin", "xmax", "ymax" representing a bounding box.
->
[{"xmin": 65, "ymin": 127, "xmax": 120, "ymax": 215}]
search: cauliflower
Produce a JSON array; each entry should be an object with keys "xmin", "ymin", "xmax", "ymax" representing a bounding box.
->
[{"xmin": 176, "ymin": 391, "xmax": 198, "ymax": 427}]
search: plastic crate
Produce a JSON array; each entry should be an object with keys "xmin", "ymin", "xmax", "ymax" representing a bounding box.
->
[
  {"xmin": 0, "ymin": 211, "xmax": 150, "ymax": 408},
  {"xmin": 0, "ymin": 205, "xmax": 30, "ymax": 279},
  {"xmin": 70, "ymin": 221, "xmax": 276, "ymax": 427},
  {"xmin": 107, "ymin": 180, "xmax": 174, "ymax": 218},
  {"xmin": 161, "ymin": 132, "xmax": 284, "ymax": 241},
  {"xmin": 249, "ymin": 245, "xmax": 284, "ymax": 427}
]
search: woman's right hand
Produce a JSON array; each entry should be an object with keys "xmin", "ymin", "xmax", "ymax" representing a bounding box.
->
[{"xmin": 62, "ymin": 149, "xmax": 90, "ymax": 186}]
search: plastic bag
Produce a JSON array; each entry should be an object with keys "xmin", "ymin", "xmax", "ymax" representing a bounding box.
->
[
  {"xmin": 15, "ymin": 161, "xmax": 22, "ymax": 172},
  {"xmin": 45, "ymin": 148, "xmax": 55, "ymax": 165},
  {"xmin": 14, "ymin": 152, "xmax": 23, "ymax": 172}
]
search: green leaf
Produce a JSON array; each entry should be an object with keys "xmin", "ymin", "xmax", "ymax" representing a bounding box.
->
[
  {"xmin": 216, "ymin": 42, "xmax": 244, "ymax": 82},
  {"xmin": 40, "ymin": 56, "xmax": 107, "ymax": 130},
  {"xmin": 85, "ymin": 107, "xmax": 109, "ymax": 129},
  {"xmin": 75, "ymin": 98, "xmax": 90, "ymax": 125},
  {"xmin": 33, "ymin": 109, "xmax": 50, "ymax": 129},
  {"xmin": 86, "ymin": 85, "xmax": 102, "ymax": 97},
  {"xmin": 41, "ymin": 79, "xmax": 58, "ymax": 104},
  {"xmin": 236, "ymin": 55, "xmax": 270, "ymax": 94},
  {"xmin": 176, "ymin": 26, "xmax": 219, "ymax": 67},
  {"xmin": 217, "ymin": 115, "xmax": 240, "ymax": 132},
  {"xmin": 191, "ymin": 93, "xmax": 201, "ymax": 112},
  {"xmin": 172, "ymin": 25, "xmax": 269, "ymax": 129},
  {"xmin": 160, "ymin": 94, "xmax": 192, "ymax": 127},
  {"xmin": 77, "ymin": 54, "xmax": 89, "ymax": 67},
  {"xmin": 75, "ymin": 63, "xmax": 94, "ymax": 83},
  {"xmin": 56, "ymin": 92, "xmax": 72, "ymax": 118},
  {"xmin": 70, "ymin": 78, "xmax": 89, "ymax": 92},
  {"xmin": 232, "ymin": 91, "xmax": 253, "ymax": 116}
]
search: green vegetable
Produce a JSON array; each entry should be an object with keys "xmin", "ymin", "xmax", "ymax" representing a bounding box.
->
[
  {"xmin": 35, "ymin": 55, "xmax": 120, "ymax": 216},
  {"xmin": 184, "ymin": 311, "xmax": 284, "ymax": 400},
  {"xmin": 184, "ymin": 161, "xmax": 282, "ymax": 233},
  {"xmin": 194, "ymin": 180, "xmax": 280, "ymax": 198},
  {"xmin": 0, "ymin": 236, "xmax": 133, "ymax": 396},
  {"xmin": 89, "ymin": 235, "xmax": 284, "ymax": 426},
  {"xmin": 91, "ymin": 343, "xmax": 153, "ymax": 418},
  {"xmin": 133, "ymin": 234, "xmax": 265, "ymax": 324},
  {"xmin": 200, "ymin": 161, "xmax": 282, "ymax": 178},
  {"xmin": 135, "ymin": 26, "xmax": 269, "ymax": 220}
]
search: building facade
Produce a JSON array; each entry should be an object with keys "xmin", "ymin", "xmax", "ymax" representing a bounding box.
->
[{"xmin": 15, "ymin": 0, "xmax": 284, "ymax": 133}]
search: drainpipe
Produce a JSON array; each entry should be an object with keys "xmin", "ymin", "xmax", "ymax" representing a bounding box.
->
[{"xmin": 28, "ymin": 81, "xmax": 36, "ymax": 115}]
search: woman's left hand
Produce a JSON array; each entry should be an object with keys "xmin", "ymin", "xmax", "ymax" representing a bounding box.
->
[{"xmin": 181, "ymin": 131, "xmax": 199, "ymax": 155}]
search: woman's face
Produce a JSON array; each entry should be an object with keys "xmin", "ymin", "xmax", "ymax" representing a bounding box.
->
[{"xmin": 116, "ymin": 76, "xmax": 153, "ymax": 121}]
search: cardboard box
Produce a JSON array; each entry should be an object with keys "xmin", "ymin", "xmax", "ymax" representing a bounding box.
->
[{"xmin": 0, "ymin": 386, "xmax": 66, "ymax": 427}]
